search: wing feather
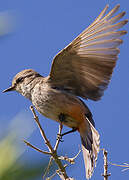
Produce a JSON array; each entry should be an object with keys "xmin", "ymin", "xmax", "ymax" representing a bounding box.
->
[{"xmin": 47, "ymin": 5, "xmax": 128, "ymax": 100}]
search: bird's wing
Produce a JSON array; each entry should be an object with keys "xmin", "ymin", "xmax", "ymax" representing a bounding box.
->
[{"xmin": 47, "ymin": 5, "xmax": 128, "ymax": 101}]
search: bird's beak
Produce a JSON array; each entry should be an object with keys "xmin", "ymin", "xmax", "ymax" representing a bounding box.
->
[{"xmin": 3, "ymin": 86, "xmax": 15, "ymax": 93}]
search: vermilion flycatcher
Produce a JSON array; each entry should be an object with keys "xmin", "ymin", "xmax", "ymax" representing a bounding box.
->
[{"xmin": 3, "ymin": 5, "xmax": 128, "ymax": 179}]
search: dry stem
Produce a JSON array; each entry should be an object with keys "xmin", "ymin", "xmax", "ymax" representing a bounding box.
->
[
  {"xmin": 110, "ymin": 162, "xmax": 129, "ymax": 172},
  {"xmin": 24, "ymin": 140, "xmax": 52, "ymax": 155},
  {"xmin": 54, "ymin": 123, "xmax": 63, "ymax": 151},
  {"xmin": 59, "ymin": 149, "xmax": 81, "ymax": 164},
  {"xmin": 24, "ymin": 105, "xmax": 75, "ymax": 180},
  {"xmin": 30, "ymin": 105, "xmax": 53, "ymax": 153},
  {"xmin": 102, "ymin": 149, "xmax": 111, "ymax": 180}
]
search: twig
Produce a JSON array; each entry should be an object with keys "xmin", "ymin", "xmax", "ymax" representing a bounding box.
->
[
  {"xmin": 102, "ymin": 149, "xmax": 111, "ymax": 180},
  {"xmin": 46, "ymin": 170, "xmax": 57, "ymax": 180},
  {"xmin": 110, "ymin": 162, "xmax": 129, "ymax": 172},
  {"xmin": 59, "ymin": 149, "xmax": 81, "ymax": 164},
  {"xmin": 28, "ymin": 105, "xmax": 72, "ymax": 180},
  {"xmin": 30, "ymin": 105, "xmax": 53, "ymax": 153},
  {"xmin": 56, "ymin": 165, "xmax": 74, "ymax": 180},
  {"xmin": 24, "ymin": 140, "xmax": 52, "ymax": 155},
  {"xmin": 43, "ymin": 157, "xmax": 53, "ymax": 179},
  {"xmin": 54, "ymin": 123, "xmax": 63, "ymax": 151}
]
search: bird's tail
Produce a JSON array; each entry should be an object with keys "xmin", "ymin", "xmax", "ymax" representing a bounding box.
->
[{"xmin": 79, "ymin": 116, "xmax": 100, "ymax": 179}]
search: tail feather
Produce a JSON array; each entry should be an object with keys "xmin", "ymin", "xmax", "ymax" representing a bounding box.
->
[{"xmin": 79, "ymin": 117, "xmax": 100, "ymax": 179}]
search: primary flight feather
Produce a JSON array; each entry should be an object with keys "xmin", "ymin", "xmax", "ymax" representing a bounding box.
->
[{"xmin": 48, "ymin": 4, "xmax": 127, "ymax": 100}]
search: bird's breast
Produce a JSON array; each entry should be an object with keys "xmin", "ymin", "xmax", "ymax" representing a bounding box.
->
[{"xmin": 31, "ymin": 83, "xmax": 86, "ymax": 128}]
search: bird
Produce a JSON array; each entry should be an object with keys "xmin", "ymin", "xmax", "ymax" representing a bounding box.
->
[{"xmin": 3, "ymin": 4, "xmax": 128, "ymax": 179}]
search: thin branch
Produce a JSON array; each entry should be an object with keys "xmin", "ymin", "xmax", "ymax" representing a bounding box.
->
[
  {"xmin": 59, "ymin": 149, "xmax": 81, "ymax": 164},
  {"xmin": 102, "ymin": 149, "xmax": 111, "ymax": 180},
  {"xmin": 47, "ymin": 149, "xmax": 81, "ymax": 180},
  {"xmin": 43, "ymin": 157, "xmax": 53, "ymax": 179},
  {"xmin": 46, "ymin": 170, "xmax": 57, "ymax": 180},
  {"xmin": 24, "ymin": 140, "xmax": 52, "ymax": 155},
  {"xmin": 29, "ymin": 105, "xmax": 73, "ymax": 180},
  {"xmin": 57, "ymin": 170, "xmax": 74, "ymax": 180},
  {"xmin": 54, "ymin": 123, "xmax": 63, "ymax": 151},
  {"xmin": 30, "ymin": 105, "xmax": 53, "ymax": 153},
  {"xmin": 110, "ymin": 162, "xmax": 129, "ymax": 171}
]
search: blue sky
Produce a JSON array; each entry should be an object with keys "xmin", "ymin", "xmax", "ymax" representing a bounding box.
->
[{"xmin": 0, "ymin": 0, "xmax": 129, "ymax": 179}]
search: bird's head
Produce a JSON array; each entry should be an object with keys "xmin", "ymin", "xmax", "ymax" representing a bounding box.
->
[{"xmin": 3, "ymin": 69, "xmax": 42, "ymax": 99}]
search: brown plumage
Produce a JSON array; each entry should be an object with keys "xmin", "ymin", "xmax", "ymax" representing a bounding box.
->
[
  {"xmin": 3, "ymin": 4, "xmax": 128, "ymax": 179},
  {"xmin": 48, "ymin": 4, "xmax": 127, "ymax": 100}
]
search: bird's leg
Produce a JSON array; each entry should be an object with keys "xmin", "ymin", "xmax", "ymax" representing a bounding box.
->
[
  {"xmin": 58, "ymin": 113, "xmax": 66, "ymax": 123},
  {"xmin": 57, "ymin": 127, "xmax": 77, "ymax": 141},
  {"xmin": 57, "ymin": 113, "xmax": 65, "ymax": 141},
  {"xmin": 61, "ymin": 127, "xmax": 77, "ymax": 137},
  {"xmin": 58, "ymin": 113, "xmax": 77, "ymax": 139}
]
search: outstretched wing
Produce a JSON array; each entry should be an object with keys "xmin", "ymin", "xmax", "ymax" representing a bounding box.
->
[{"xmin": 47, "ymin": 5, "xmax": 128, "ymax": 101}]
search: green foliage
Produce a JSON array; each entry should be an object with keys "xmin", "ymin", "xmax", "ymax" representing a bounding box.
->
[
  {"xmin": 0, "ymin": 133, "xmax": 48, "ymax": 180},
  {"xmin": 0, "ymin": 112, "xmax": 49, "ymax": 180}
]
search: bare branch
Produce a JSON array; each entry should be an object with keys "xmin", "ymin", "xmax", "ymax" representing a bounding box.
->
[
  {"xmin": 46, "ymin": 171, "xmax": 57, "ymax": 180},
  {"xmin": 54, "ymin": 123, "xmax": 63, "ymax": 151},
  {"xmin": 30, "ymin": 105, "xmax": 53, "ymax": 153},
  {"xmin": 56, "ymin": 166, "xmax": 74, "ymax": 180},
  {"xmin": 110, "ymin": 162, "xmax": 129, "ymax": 172},
  {"xmin": 59, "ymin": 149, "xmax": 81, "ymax": 164},
  {"xmin": 29, "ymin": 105, "xmax": 74, "ymax": 180},
  {"xmin": 43, "ymin": 157, "xmax": 53, "ymax": 179},
  {"xmin": 24, "ymin": 139, "xmax": 51, "ymax": 155},
  {"xmin": 102, "ymin": 149, "xmax": 111, "ymax": 180}
]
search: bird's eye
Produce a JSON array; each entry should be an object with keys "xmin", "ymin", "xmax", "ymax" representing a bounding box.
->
[{"xmin": 16, "ymin": 77, "xmax": 24, "ymax": 84}]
